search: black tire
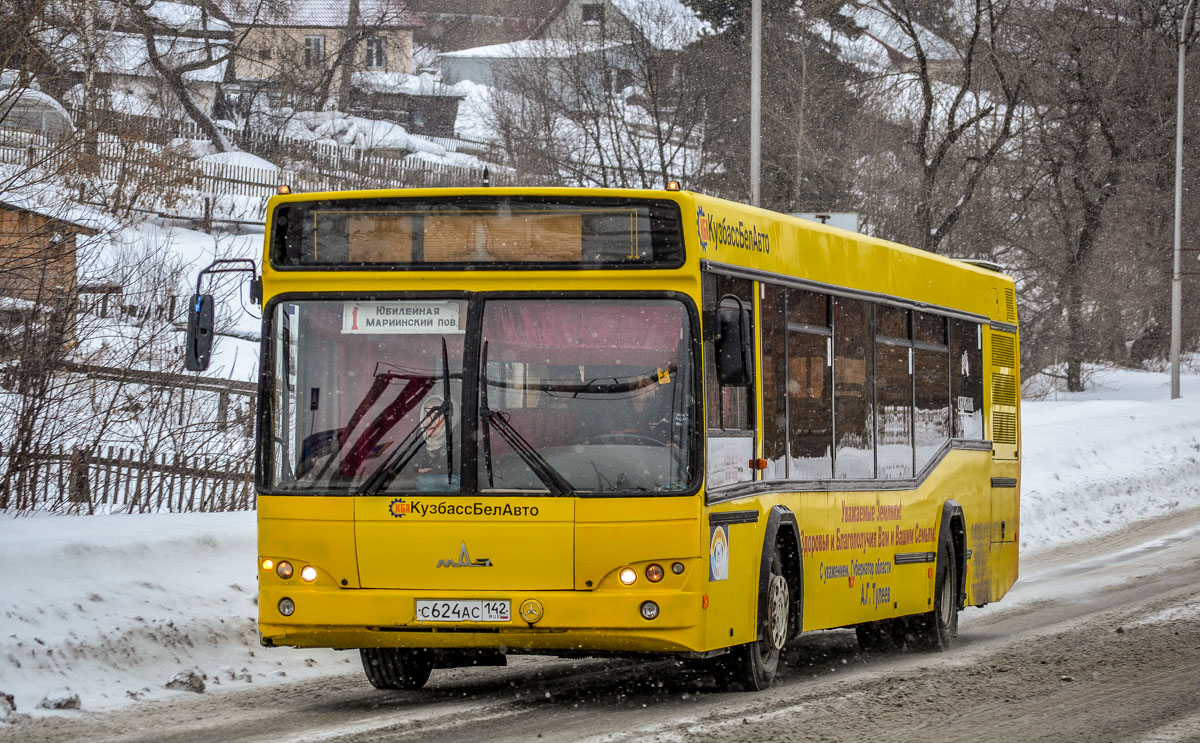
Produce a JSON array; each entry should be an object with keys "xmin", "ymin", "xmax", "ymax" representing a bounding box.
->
[
  {"xmin": 908, "ymin": 531, "xmax": 959, "ymax": 651},
  {"xmin": 712, "ymin": 544, "xmax": 789, "ymax": 691},
  {"xmin": 359, "ymin": 648, "xmax": 434, "ymax": 690}
]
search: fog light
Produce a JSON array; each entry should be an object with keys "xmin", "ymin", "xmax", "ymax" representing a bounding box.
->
[
  {"xmin": 261, "ymin": 558, "xmax": 274, "ymax": 571},
  {"xmin": 619, "ymin": 567, "xmax": 637, "ymax": 585},
  {"xmin": 640, "ymin": 601, "xmax": 659, "ymax": 620},
  {"xmin": 646, "ymin": 563, "xmax": 664, "ymax": 583},
  {"xmin": 300, "ymin": 565, "xmax": 317, "ymax": 583},
  {"xmin": 276, "ymin": 561, "xmax": 293, "ymax": 579},
  {"xmin": 278, "ymin": 597, "xmax": 295, "ymax": 616},
  {"xmin": 672, "ymin": 562, "xmax": 685, "ymax": 575}
]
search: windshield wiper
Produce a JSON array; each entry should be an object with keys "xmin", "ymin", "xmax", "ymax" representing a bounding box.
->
[
  {"xmin": 479, "ymin": 341, "xmax": 574, "ymax": 497},
  {"xmin": 357, "ymin": 340, "xmax": 455, "ymax": 496}
]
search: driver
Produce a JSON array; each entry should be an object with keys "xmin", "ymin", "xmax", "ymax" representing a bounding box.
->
[
  {"xmin": 412, "ymin": 394, "xmax": 455, "ymax": 488},
  {"xmin": 613, "ymin": 382, "xmax": 671, "ymax": 442}
]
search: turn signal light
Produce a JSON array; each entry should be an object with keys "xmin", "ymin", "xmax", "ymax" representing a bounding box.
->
[{"xmin": 261, "ymin": 559, "xmax": 274, "ymax": 571}]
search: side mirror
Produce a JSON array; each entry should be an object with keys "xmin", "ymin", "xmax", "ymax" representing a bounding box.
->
[
  {"xmin": 714, "ymin": 294, "xmax": 752, "ymax": 387},
  {"xmin": 184, "ymin": 293, "xmax": 214, "ymax": 371}
]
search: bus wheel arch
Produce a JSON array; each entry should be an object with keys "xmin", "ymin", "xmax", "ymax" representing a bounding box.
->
[
  {"xmin": 711, "ymin": 505, "xmax": 803, "ymax": 691},
  {"xmin": 911, "ymin": 500, "xmax": 966, "ymax": 651}
]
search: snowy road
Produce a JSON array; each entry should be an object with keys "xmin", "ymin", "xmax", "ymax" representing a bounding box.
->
[{"xmin": 6, "ymin": 505, "xmax": 1200, "ymax": 743}]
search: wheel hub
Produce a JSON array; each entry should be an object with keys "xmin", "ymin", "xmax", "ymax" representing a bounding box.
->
[{"xmin": 767, "ymin": 573, "xmax": 789, "ymax": 650}]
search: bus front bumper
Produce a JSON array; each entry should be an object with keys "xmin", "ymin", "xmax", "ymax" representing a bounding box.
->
[{"xmin": 259, "ymin": 586, "xmax": 706, "ymax": 654}]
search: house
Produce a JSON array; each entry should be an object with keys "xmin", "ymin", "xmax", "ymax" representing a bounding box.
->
[
  {"xmin": 0, "ymin": 199, "xmax": 107, "ymax": 305},
  {"xmin": 439, "ymin": 0, "xmax": 706, "ymax": 102},
  {"xmin": 531, "ymin": 0, "xmax": 707, "ymax": 52},
  {"xmin": 403, "ymin": 0, "xmax": 561, "ymax": 54},
  {"xmin": 216, "ymin": 0, "xmax": 424, "ymax": 105},
  {"xmin": 351, "ymin": 72, "xmax": 464, "ymax": 138},
  {"xmin": 39, "ymin": 1, "xmax": 233, "ymax": 119}
]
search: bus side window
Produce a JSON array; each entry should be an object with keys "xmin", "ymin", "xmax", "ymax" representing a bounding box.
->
[
  {"xmin": 950, "ymin": 319, "xmax": 984, "ymax": 439},
  {"xmin": 786, "ymin": 288, "xmax": 833, "ymax": 479},
  {"xmin": 914, "ymin": 312, "xmax": 951, "ymax": 472},
  {"xmin": 833, "ymin": 297, "xmax": 875, "ymax": 479},
  {"xmin": 760, "ymin": 283, "xmax": 787, "ymax": 479},
  {"xmin": 703, "ymin": 273, "xmax": 754, "ymax": 488}
]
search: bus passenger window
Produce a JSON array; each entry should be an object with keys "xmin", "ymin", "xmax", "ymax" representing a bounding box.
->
[
  {"xmin": 760, "ymin": 284, "xmax": 787, "ymax": 479},
  {"xmin": 787, "ymin": 289, "xmax": 832, "ymax": 480},
  {"xmin": 914, "ymin": 312, "xmax": 950, "ymax": 472},
  {"xmin": 834, "ymin": 297, "xmax": 874, "ymax": 479},
  {"xmin": 950, "ymin": 319, "xmax": 984, "ymax": 439},
  {"xmin": 703, "ymin": 273, "xmax": 754, "ymax": 488},
  {"xmin": 875, "ymin": 306, "xmax": 913, "ymax": 479}
]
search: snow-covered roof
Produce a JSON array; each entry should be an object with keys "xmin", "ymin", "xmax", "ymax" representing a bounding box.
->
[
  {"xmin": 146, "ymin": 1, "xmax": 232, "ymax": 34},
  {"xmin": 46, "ymin": 31, "xmax": 229, "ymax": 83},
  {"xmin": 0, "ymin": 166, "xmax": 116, "ymax": 233},
  {"xmin": 607, "ymin": 0, "xmax": 709, "ymax": 50},
  {"xmin": 216, "ymin": 0, "xmax": 423, "ymax": 29},
  {"xmin": 353, "ymin": 71, "xmax": 464, "ymax": 97},
  {"xmin": 440, "ymin": 39, "xmax": 627, "ymax": 60}
]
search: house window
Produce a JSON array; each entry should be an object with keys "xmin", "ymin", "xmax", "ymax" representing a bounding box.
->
[
  {"xmin": 365, "ymin": 37, "xmax": 386, "ymax": 70},
  {"xmin": 259, "ymin": 46, "xmax": 273, "ymax": 61},
  {"xmin": 581, "ymin": 3, "xmax": 604, "ymax": 25},
  {"xmin": 304, "ymin": 35, "xmax": 326, "ymax": 68}
]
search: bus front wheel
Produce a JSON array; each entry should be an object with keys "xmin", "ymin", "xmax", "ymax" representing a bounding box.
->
[
  {"xmin": 360, "ymin": 648, "xmax": 434, "ymax": 690},
  {"xmin": 712, "ymin": 544, "xmax": 789, "ymax": 691}
]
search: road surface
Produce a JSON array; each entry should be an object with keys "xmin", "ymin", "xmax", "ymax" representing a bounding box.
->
[{"xmin": 6, "ymin": 506, "xmax": 1200, "ymax": 743}]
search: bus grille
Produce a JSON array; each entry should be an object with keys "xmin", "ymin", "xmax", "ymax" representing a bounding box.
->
[
  {"xmin": 992, "ymin": 411, "xmax": 1018, "ymax": 444},
  {"xmin": 991, "ymin": 334, "xmax": 1016, "ymax": 369}
]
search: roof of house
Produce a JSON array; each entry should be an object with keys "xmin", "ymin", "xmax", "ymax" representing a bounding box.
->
[
  {"xmin": 530, "ymin": 0, "xmax": 708, "ymax": 51},
  {"xmin": 215, "ymin": 0, "xmax": 423, "ymax": 29},
  {"xmin": 439, "ymin": 38, "xmax": 626, "ymax": 60}
]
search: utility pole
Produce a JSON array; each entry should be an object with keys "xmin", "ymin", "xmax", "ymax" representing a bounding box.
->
[
  {"xmin": 750, "ymin": 0, "xmax": 761, "ymax": 207},
  {"xmin": 1172, "ymin": 0, "xmax": 1196, "ymax": 399}
]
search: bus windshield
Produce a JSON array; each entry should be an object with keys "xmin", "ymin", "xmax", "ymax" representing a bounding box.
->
[{"xmin": 267, "ymin": 297, "xmax": 697, "ymax": 495}]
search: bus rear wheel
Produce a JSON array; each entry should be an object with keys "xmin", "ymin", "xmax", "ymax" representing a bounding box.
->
[
  {"xmin": 360, "ymin": 648, "xmax": 434, "ymax": 690},
  {"xmin": 909, "ymin": 532, "xmax": 959, "ymax": 651},
  {"xmin": 713, "ymin": 544, "xmax": 789, "ymax": 691}
]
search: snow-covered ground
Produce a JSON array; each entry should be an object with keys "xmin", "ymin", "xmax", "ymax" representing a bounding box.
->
[{"xmin": 2, "ymin": 364, "xmax": 1200, "ymax": 719}]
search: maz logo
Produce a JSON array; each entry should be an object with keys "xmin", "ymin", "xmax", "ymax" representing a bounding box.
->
[{"xmin": 437, "ymin": 541, "xmax": 493, "ymax": 568}]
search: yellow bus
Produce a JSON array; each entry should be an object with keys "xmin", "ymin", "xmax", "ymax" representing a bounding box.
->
[{"xmin": 186, "ymin": 186, "xmax": 1020, "ymax": 691}]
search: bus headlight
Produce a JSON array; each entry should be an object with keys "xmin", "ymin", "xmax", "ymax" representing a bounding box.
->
[
  {"xmin": 300, "ymin": 565, "xmax": 318, "ymax": 582},
  {"xmin": 619, "ymin": 567, "xmax": 637, "ymax": 585},
  {"xmin": 640, "ymin": 601, "xmax": 660, "ymax": 620},
  {"xmin": 278, "ymin": 598, "xmax": 295, "ymax": 616}
]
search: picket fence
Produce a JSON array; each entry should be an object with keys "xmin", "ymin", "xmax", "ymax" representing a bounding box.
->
[{"xmin": 0, "ymin": 444, "xmax": 254, "ymax": 515}]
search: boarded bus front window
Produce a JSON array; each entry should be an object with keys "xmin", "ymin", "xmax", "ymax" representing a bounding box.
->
[{"xmin": 271, "ymin": 197, "xmax": 684, "ymax": 268}]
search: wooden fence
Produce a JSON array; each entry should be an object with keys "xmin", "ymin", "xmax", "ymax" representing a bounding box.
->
[{"xmin": 0, "ymin": 444, "xmax": 254, "ymax": 515}]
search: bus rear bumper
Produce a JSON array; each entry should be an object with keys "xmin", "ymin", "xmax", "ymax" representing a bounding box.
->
[{"xmin": 259, "ymin": 587, "xmax": 705, "ymax": 654}]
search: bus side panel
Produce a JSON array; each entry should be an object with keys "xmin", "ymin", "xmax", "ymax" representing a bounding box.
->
[{"xmin": 701, "ymin": 514, "xmax": 761, "ymax": 651}]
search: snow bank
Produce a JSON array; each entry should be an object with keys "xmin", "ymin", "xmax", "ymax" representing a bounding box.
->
[{"xmin": 0, "ymin": 513, "xmax": 350, "ymax": 716}]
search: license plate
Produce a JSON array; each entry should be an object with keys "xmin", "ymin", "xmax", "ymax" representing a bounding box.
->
[{"xmin": 415, "ymin": 599, "xmax": 511, "ymax": 623}]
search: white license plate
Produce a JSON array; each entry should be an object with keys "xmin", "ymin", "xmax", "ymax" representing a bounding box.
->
[{"xmin": 415, "ymin": 599, "xmax": 511, "ymax": 623}]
